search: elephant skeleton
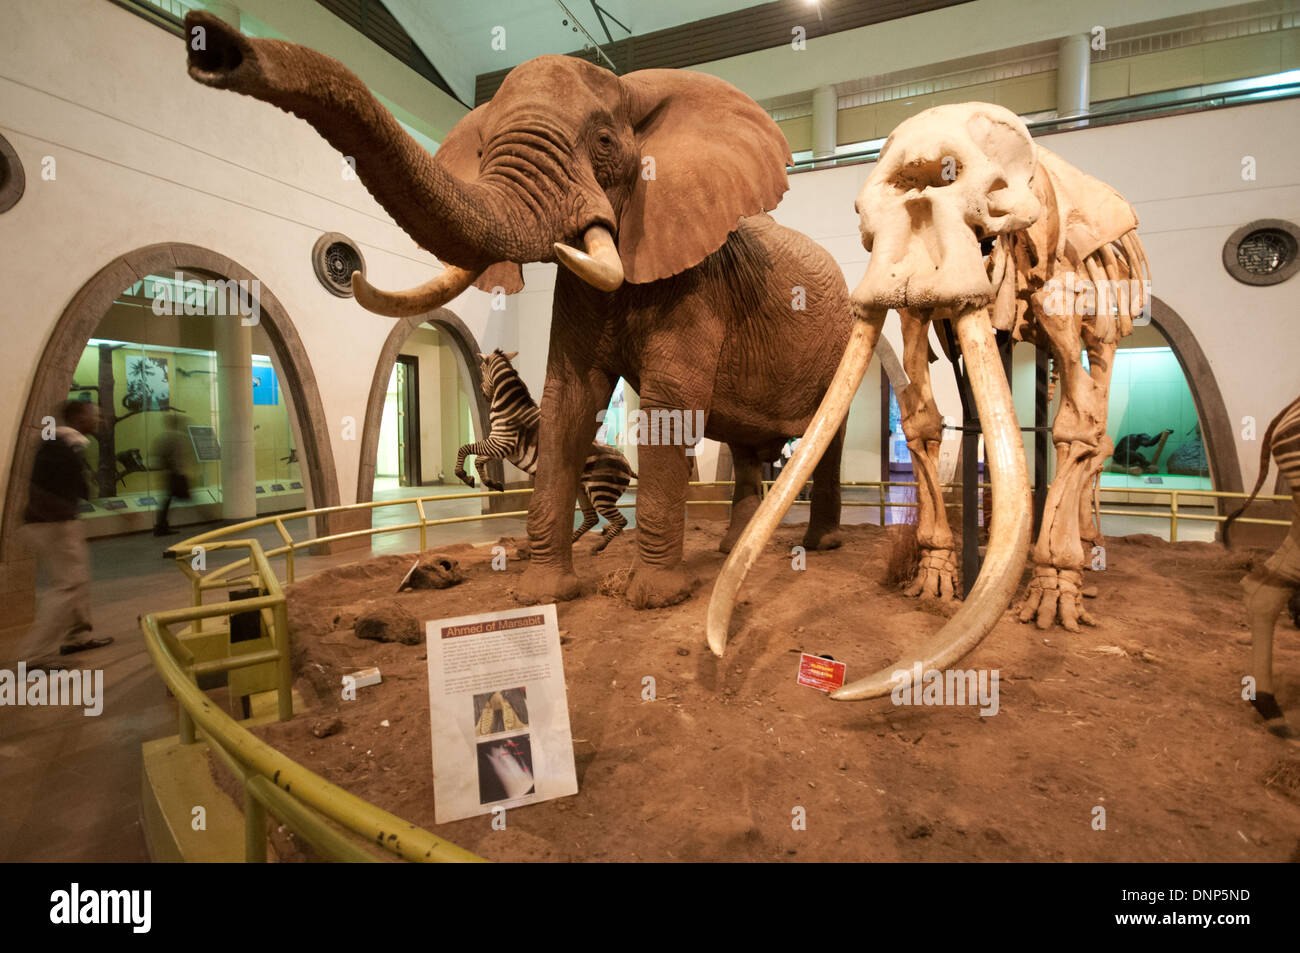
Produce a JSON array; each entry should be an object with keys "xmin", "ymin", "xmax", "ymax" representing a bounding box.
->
[{"xmin": 709, "ymin": 103, "xmax": 1150, "ymax": 701}]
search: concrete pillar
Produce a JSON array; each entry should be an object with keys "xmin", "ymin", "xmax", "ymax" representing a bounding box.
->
[
  {"xmin": 216, "ymin": 315, "xmax": 256, "ymax": 521},
  {"xmin": 1057, "ymin": 33, "xmax": 1091, "ymax": 119},
  {"xmin": 812, "ymin": 84, "xmax": 837, "ymax": 166}
]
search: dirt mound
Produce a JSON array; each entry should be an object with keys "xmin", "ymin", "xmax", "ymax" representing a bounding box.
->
[{"xmin": 239, "ymin": 523, "xmax": 1299, "ymax": 862}]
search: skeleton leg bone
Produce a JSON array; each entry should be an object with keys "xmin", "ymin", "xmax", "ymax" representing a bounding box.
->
[
  {"xmin": 899, "ymin": 309, "xmax": 958, "ymax": 600},
  {"xmin": 1017, "ymin": 293, "xmax": 1118, "ymax": 630}
]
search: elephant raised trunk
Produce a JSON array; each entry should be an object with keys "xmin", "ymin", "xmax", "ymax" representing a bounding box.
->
[{"xmin": 184, "ymin": 11, "xmax": 551, "ymax": 272}]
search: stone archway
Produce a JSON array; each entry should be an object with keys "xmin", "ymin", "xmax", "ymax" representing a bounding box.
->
[
  {"xmin": 1148, "ymin": 296, "xmax": 1243, "ymax": 524},
  {"xmin": 1, "ymin": 243, "xmax": 342, "ymax": 625},
  {"xmin": 356, "ymin": 307, "xmax": 498, "ymax": 505}
]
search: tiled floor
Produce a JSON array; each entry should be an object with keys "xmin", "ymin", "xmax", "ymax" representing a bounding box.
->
[{"xmin": 0, "ymin": 484, "xmax": 528, "ymax": 862}]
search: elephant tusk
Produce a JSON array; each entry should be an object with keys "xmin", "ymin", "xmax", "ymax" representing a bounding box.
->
[
  {"xmin": 350, "ymin": 265, "xmax": 483, "ymax": 318},
  {"xmin": 830, "ymin": 304, "xmax": 1032, "ymax": 700},
  {"xmin": 553, "ymin": 225, "xmax": 624, "ymax": 292},
  {"xmin": 706, "ymin": 307, "xmax": 887, "ymax": 657}
]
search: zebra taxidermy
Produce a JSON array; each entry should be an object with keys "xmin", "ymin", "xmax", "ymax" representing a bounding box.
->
[
  {"xmin": 456, "ymin": 350, "xmax": 637, "ymax": 554},
  {"xmin": 1222, "ymin": 395, "xmax": 1300, "ymax": 738},
  {"xmin": 1224, "ymin": 392, "xmax": 1300, "ymax": 736}
]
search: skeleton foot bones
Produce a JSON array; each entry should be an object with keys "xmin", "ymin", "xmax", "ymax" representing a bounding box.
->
[
  {"xmin": 1017, "ymin": 565, "xmax": 1095, "ymax": 632},
  {"xmin": 906, "ymin": 548, "xmax": 959, "ymax": 600}
]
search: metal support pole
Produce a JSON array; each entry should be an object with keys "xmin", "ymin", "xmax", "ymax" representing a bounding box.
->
[
  {"xmin": 959, "ymin": 384, "xmax": 981, "ymax": 590},
  {"xmin": 1034, "ymin": 347, "xmax": 1050, "ymax": 536},
  {"xmin": 244, "ymin": 789, "xmax": 267, "ymax": 862},
  {"xmin": 274, "ymin": 600, "xmax": 293, "ymax": 722}
]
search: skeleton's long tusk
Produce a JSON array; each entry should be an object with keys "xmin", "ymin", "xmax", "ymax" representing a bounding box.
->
[
  {"xmin": 554, "ymin": 225, "xmax": 624, "ymax": 292},
  {"xmin": 706, "ymin": 307, "xmax": 887, "ymax": 656},
  {"xmin": 351, "ymin": 265, "xmax": 482, "ymax": 317},
  {"xmin": 830, "ymin": 304, "xmax": 1032, "ymax": 700}
]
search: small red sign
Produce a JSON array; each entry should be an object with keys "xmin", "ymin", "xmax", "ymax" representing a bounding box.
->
[{"xmin": 796, "ymin": 653, "xmax": 846, "ymax": 692}]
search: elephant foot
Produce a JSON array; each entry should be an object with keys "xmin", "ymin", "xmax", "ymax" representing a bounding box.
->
[
  {"xmin": 801, "ymin": 524, "xmax": 843, "ymax": 552},
  {"xmin": 904, "ymin": 548, "xmax": 958, "ymax": 601},
  {"xmin": 1017, "ymin": 566, "xmax": 1095, "ymax": 632},
  {"xmin": 515, "ymin": 564, "xmax": 581, "ymax": 604},
  {"xmin": 719, "ymin": 495, "xmax": 761, "ymax": 554},
  {"xmin": 626, "ymin": 563, "xmax": 693, "ymax": 609}
]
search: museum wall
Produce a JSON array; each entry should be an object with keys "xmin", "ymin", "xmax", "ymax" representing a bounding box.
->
[
  {"xmin": 694, "ymin": 0, "xmax": 1241, "ymax": 103},
  {"xmin": 775, "ymin": 25, "xmax": 1300, "ymax": 151},
  {"xmin": 764, "ymin": 96, "xmax": 1300, "ymax": 492},
  {"xmin": 3, "ymin": 0, "xmax": 1296, "ymax": 543},
  {"xmin": 0, "ymin": 0, "xmax": 514, "ymax": 534}
]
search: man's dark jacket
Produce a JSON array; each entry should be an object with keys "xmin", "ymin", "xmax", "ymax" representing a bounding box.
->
[{"xmin": 25, "ymin": 431, "xmax": 90, "ymax": 523}]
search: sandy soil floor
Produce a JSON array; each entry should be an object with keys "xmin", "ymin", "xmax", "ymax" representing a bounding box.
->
[{"xmin": 235, "ymin": 520, "xmax": 1300, "ymax": 862}]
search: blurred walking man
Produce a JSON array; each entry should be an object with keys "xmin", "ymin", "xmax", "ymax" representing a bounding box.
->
[{"xmin": 21, "ymin": 399, "xmax": 113, "ymax": 667}]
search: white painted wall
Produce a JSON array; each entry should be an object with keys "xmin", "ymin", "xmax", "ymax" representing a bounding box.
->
[
  {"xmin": 3, "ymin": 0, "xmax": 1297, "ymax": 534},
  {"xmin": 0, "ymin": 0, "xmax": 512, "ymax": 523}
]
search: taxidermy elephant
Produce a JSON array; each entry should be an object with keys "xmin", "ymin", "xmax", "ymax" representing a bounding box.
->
[
  {"xmin": 1224, "ymin": 393, "xmax": 1300, "ymax": 736},
  {"xmin": 185, "ymin": 13, "xmax": 853, "ymax": 609}
]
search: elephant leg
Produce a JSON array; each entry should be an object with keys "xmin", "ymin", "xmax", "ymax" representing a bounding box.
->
[
  {"xmin": 720, "ymin": 444, "xmax": 764, "ymax": 554},
  {"xmin": 899, "ymin": 309, "xmax": 957, "ymax": 600},
  {"xmin": 626, "ymin": 416, "xmax": 696, "ymax": 608},
  {"xmin": 803, "ymin": 422, "xmax": 845, "ymax": 552},
  {"xmin": 625, "ymin": 320, "xmax": 718, "ymax": 609},
  {"xmin": 1018, "ymin": 309, "xmax": 1114, "ymax": 630},
  {"xmin": 516, "ymin": 359, "xmax": 613, "ymax": 605},
  {"xmin": 572, "ymin": 489, "xmax": 599, "ymax": 543}
]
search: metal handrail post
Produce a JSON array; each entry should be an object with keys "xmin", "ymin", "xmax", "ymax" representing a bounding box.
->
[
  {"xmin": 1170, "ymin": 489, "xmax": 1180, "ymax": 542},
  {"xmin": 274, "ymin": 598, "xmax": 293, "ymax": 722},
  {"xmin": 244, "ymin": 788, "xmax": 267, "ymax": 863}
]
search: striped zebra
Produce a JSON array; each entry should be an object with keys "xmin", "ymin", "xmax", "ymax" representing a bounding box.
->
[
  {"xmin": 1223, "ymin": 393, "xmax": 1300, "ymax": 547},
  {"xmin": 1225, "ymin": 392, "xmax": 1300, "ymax": 733},
  {"xmin": 456, "ymin": 350, "xmax": 637, "ymax": 554}
]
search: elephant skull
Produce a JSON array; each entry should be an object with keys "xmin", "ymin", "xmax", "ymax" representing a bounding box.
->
[{"xmin": 854, "ymin": 104, "xmax": 1041, "ymax": 312}]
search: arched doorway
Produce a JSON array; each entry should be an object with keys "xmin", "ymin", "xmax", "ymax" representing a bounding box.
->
[
  {"xmin": 357, "ymin": 307, "xmax": 498, "ymax": 505},
  {"xmin": 1, "ymin": 244, "xmax": 341, "ymax": 617},
  {"xmin": 1032, "ymin": 296, "xmax": 1241, "ymax": 541},
  {"xmin": 1147, "ymin": 296, "xmax": 1242, "ymax": 505}
]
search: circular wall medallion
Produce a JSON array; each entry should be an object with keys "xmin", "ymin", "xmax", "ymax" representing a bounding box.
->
[
  {"xmin": 0, "ymin": 134, "xmax": 26, "ymax": 214},
  {"xmin": 1222, "ymin": 219, "xmax": 1300, "ymax": 286},
  {"xmin": 311, "ymin": 232, "xmax": 366, "ymax": 297}
]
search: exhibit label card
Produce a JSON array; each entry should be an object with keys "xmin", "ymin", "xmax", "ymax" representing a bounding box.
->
[
  {"xmin": 426, "ymin": 604, "xmax": 578, "ymax": 824},
  {"xmin": 796, "ymin": 653, "xmax": 846, "ymax": 692}
]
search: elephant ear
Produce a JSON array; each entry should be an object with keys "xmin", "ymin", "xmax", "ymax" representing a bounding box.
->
[
  {"xmin": 433, "ymin": 104, "xmax": 525, "ymax": 295},
  {"xmin": 618, "ymin": 69, "xmax": 792, "ymax": 283}
]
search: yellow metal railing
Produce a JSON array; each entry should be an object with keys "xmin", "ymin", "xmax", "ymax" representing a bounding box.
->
[
  {"xmin": 143, "ymin": 479, "xmax": 1289, "ymax": 862},
  {"xmin": 141, "ymin": 535, "xmax": 485, "ymax": 863}
]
